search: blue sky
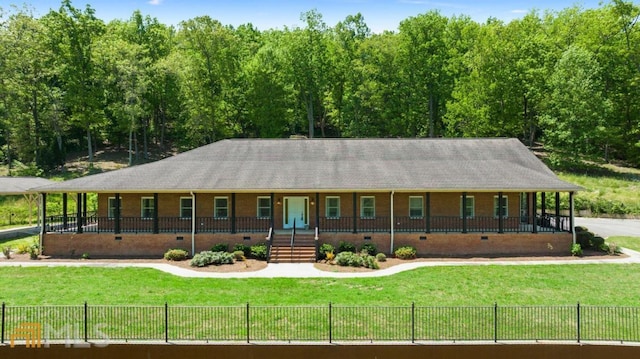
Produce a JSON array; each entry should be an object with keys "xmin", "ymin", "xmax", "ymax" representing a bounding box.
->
[{"xmin": 14, "ymin": 0, "xmax": 605, "ymax": 33}]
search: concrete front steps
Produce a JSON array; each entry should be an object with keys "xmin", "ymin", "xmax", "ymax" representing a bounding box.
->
[{"xmin": 269, "ymin": 233, "xmax": 317, "ymax": 263}]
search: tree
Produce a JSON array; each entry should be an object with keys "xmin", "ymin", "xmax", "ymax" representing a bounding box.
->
[{"xmin": 540, "ymin": 45, "xmax": 611, "ymax": 157}]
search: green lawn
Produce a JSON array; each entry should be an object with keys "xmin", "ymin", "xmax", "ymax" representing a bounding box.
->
[
  {"xmin": 1, "ymin": 263, "xmax": 639, "ymax": 306},
  {"xmin": 0, "ymin": 234, "xmax": 38, "ymax": 249},
  {"xmin": 607, "ymin": 236, "xmax": 640, "ymax": 252}
]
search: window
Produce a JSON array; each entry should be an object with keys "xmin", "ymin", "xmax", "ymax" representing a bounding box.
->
[
  {"xmin": 214, "ymin": 197, "xmax": 229, "ymax": 218},
  {"xmin": 494, "ymin": 195, "xmax": 508, "ymax": 218},
  {"xmin": 326, "ymin": 196, "xmax": 340, "ymax": 218},
  {"xmin": 459, "ymin": 195, "xmax": 475, "ymax": 218},
  {"xmin": 141, "ymin": 197, "xmax": 155, "ymax": 219},
  {"xmin": 409, "ymin": 196, "xmax": 423, "ymax": 218},
  {"xmin": 180, "ymin": 197, "xmax": 193, "ymax": 219},
  {"xmin": 360, "ymin": 196, "xmax": 375, "ymax": 218},
  {"xmin": 107, "ymin": 196, "xmax": 122, "ymax": 219},
  {"xmin": 257, "ymin": 196, "xmax": 271, "ymax": 218}
]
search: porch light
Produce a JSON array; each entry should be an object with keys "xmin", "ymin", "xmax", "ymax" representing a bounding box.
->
[
  {"xmin": 310, "ymin": 199, "xmax": 315, "ymax": 206},
  {"xmin": 276, "ymin": 198, "xmax": 281, "ymax": 206}
]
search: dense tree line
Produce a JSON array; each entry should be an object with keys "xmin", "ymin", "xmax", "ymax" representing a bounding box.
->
[{"xmin": 1, "ymin": 0, "xmax": 639, "ymax": 173}]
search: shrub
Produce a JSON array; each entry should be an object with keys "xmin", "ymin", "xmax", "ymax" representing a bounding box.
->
[
  {"xmin": 164, "ymin": 248, "xmax": 189, "ymax": 261},
  {"xmin": 233, "ymin": 243, "xmax": 251, "ymax": 257},
  {"xmin": 359, "ymin": 242, "xmax": 378, "ymax": 256},
  {"xmin": 395, "ymin": 246, "xmax": 417, "ymax": 260},
  {"xmin": 607, "ymin": 242, "xmax": 621, "ymax": 256},
  {"xmin": 1, "ymin": 246, "xmax": 11, "ymax": 259},
  {"xmin": 376, "ymin": 253, "xmax": 387, "ymax": 262},
  {"xmin": 362, "ymin": 254, "xmax": 379, "ymax": 269},
  {"xmin": 318, "ymin": 243, "xmax": 335, "ymax": 260},
  {"xmin": 576, "ymin": 231, "xmax": 594, "ymax": 249},
  {"xmin": 211, "ymin": 243, "xmax": 229, "ymax": 253},
  {"xmin": 571, "ymin": 243, "xmax": 583, "ymax": 257},
  {"xmin": 233, "ymin": 250, "xmax": 246, "ymax": 261},
  {"xmin": 591, "ymin": 236, "xmax": 605, "ymax": 251},
  {"xmin": 190, "ymin": 251, "xmax": 235, "ymax": 267},
  {"xmin": 335, "ymin": 251, "xmax": 363, "ymax": 267},
  {"xmin": 325, "ymin": 252, "xmax": 335, "ymax": 262},
  {"xmin": 251, "ymin": 243, "xmax": 268, "ymax": 260},
  {"xmin": 337, "ymin": 241, "xmax": 356, "ymax": 253},
  {"xmin": 27, "ymin": 240, "xmax": 40, "ymax": 259},
  {"xmin": 16, "ymin": 242, "xmax": 30, "ymax": 254},
  {"xmin": 81, "ymin": 253, "xmax": 91, "ymax": 260}
]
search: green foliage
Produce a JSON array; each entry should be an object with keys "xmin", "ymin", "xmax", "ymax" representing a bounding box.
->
[
  {"xmin": 189, "ymin": 251, "xmax": 235, "ymax": 267},
  {"xmin": 375, "ymin": 253, "xmax": 387, "ymax": 262},
  {"xmin": 233, "ymin": 244, "xmax": 251, "ymax": 257},
  {"xmin": 164, "ymin": 249, "xmax": 189, "ymax": 261},
  {"xmin": 250, "ymin": 243, "xmax": 268, "ymax": 261},
  {"xmin": 26, "ymin": 239, "xmax": 40, "ymax": 259},
  {"xmin": 1, "ymin": 246, "xmax": 11, "ymax": 259},
  {"xmin": 571, "ymin": 244, "xmax": 583, "ymax": 257},
  {"xmin": 337, "ymin": 241, "xmax": 356, "ymax": 254},
  {"xmin": 233, "ymin": 250, "xmax": 246, "ymax": 261},
  {"xmin": 81, "ymin": 253, "xmax": 90, "ymax": 260},
  {"xmin": 576, "ymin": 231, "xmax": 594, "ymax": 249},
  {"xmin": 591, "ymin": 236, "xmax": 605, "ymax": 251},
  {"xmin": 394, "ymin": 246, "xmax": 417, "ymax": 260},
  {"xmin": 335, "ymin": 251, "xmax": 363, "ymax": 267},
  {"xmin": 210, "ymin": 243, "xmax": 229, "ymax": 253},
  {"xmin": 359, "ymin": 242, "xmax": 377, "ymax": 256},
  {"xmin": 318, "ymin": 243, "xmax": 335, "ymax": 260}
]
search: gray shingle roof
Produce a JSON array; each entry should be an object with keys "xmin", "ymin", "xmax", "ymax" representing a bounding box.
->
[
  {"xmin": 34, "ymin": 138, "xmax": 581, "ymax": 193},
  {"xmin": 0, "ymin": 177, "xmax": 56, "ymax": 195}
]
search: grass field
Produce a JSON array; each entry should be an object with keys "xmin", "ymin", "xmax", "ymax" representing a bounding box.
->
[{"xmin": 0, "ymin": 262, "xmax": 638, "ymax": 306}]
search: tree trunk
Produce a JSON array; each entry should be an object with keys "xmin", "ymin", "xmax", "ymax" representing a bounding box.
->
[
  {"xmin": 428, "ymin": 93, "xmax": 435, "ymax": 138},
  {"xmin": 307, "ymin": 93, "xmax": 314, "ymax": 138},
  {"xmin": 87, "ymin": 128, "xmax": 93, "ymax": 164},
  {"xmin": 128, "ymin": 125, "xmax": 133, "ymax": 166}
]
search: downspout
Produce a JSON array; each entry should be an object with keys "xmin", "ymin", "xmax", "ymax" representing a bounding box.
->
[
  {"xmin": 39, "ymin": 193, "xmax": 44, "ymax": 252},
  {"xmin": 191, "ymin": 191, "xmax": 196, "ymax": 256},
  {"xmin": 390, "ymin": 191, "xmax": 395, "ymax": 254}
]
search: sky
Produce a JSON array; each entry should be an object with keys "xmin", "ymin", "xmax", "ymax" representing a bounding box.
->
[{"xmin": 10, "ymin": 0, "xmax": 606, "ymax": 33}]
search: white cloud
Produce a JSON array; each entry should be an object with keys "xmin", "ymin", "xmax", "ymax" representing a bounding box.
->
[{"xmin": 148, "ymin": 0, "xmax": 162, "ymax": 5}]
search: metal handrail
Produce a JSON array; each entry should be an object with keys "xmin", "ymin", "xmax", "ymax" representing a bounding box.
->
[
  {"xmin": 290, "ymin": 219, "xmax": 296, "ymax": 258},
  {"xmin": 266, "ymin": 227, "xmax": 273, "ymax": 262},
  {"xmin": 314, "ymin": 226, "xmax": 319, "ymax": 261}
]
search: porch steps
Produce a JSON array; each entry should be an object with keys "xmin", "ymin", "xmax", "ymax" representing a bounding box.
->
[{"xmin": 269, "ymin": 233, "xmax": 317, "ymax": 263}]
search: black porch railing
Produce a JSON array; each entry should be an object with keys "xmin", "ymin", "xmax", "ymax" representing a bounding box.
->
[
  {"xmin": 45, "ymin": 214, "xmax": 571, "ymax": 235},
  {"xmin": 2, "ymin": 303, "xmax": 639, "ymax": 344}
]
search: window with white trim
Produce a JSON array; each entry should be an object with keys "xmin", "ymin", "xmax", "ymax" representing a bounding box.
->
[
  {"xmin": 325, "ymin": 196, "xmax": 340, "ymax": 218},
  {"xmin": 360, "ymin": 196, "xmax": 375, "ymax": 218},
  {"xmin": 409, "ymin": 196, "xmax": 423, "ymax": 218},
  {"xmin": 214, "ymin": 197, "xmax": 229, "ymax": 218},
  {"xmin": 141, "ymin": 197, "xmax": 155, "ymax": 219},
  {"xmin": 494, "ymin": 195, "xmax": 508, "ymax": 218},
  {"xmin": 180, "ymin": 197, "xmax": 193, "ymax": 219},
  {"xmin": 257, "ymin": 196, "xmax": 271, "ymax": 218},
  {"xmin": 459, "ymin": 196, "xmax": 475, "ymax": 218},
  {"xmin": 107, "ymin": 196, "xmax": 122, "ymax": 219}
]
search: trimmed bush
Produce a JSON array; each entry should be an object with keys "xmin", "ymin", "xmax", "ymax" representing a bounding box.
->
[
  {"xmin": 571, "ymin": 243, "xmax": 583, "ymax": 257},
  {"xmin": 251, "ymin": 243, "xmax": 268, "ymax": 260},
  {"xmin": 395, "ymin": 246, "xmax": 417, "ymax": 260},
  {"xmin": 190, "ymin": 251, "xmax": 235, "ymax": 267},
  {"xmin": 576, "ymin": 231, "xmax": 594, "ymax": 249},
  {"xmin": 376, "ymin": 253, "xmax": 387, "ymax": 262},
  {"xmin": 211, "ymin": 243, "xmax": 229, "ymax": 253},
  {"xmin": 164, "ymin": 249, "xmax": 189, "ymax": 261},
  {"xmin": 233, "ymin": 250, "xmax": 246, "ymax": 261},
  {"xmin": 335, "ymin": 251, "xmax": 363, "ymax": 267},
  {"xmin": 233, "ymin": 243, "xmax": 251, "ymax": 257},
  {"xmin": 359, "ymin": 242, "xmax": 378, "ymax": 256},
  {"xmin": 318, "ymin": 243, "xmax": 335, "ymax": 260},
  {"xmin": 591, "ymin": 236, "xmax": 605, "ymax": 251},
  {"xmin": 363, "ymin": 254, "xmax": 379, "ymax": 269},
  {"xmin": 337, "ymin": 241, "xmax": 356, "ymax": 253}
]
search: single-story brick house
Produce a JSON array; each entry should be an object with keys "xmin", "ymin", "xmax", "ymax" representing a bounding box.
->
[{"xmin": 34, "ymin": 138, "xmax": 581, "ymax": 261}]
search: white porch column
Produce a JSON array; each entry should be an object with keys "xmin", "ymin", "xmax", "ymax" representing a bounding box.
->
[
  {"xmin": 390, "ymin": 191, "xmax": 395, "ymax": 254},
  {"xmin": 191, "ymin": 192, "xmax": 196, "ymax": 256}
]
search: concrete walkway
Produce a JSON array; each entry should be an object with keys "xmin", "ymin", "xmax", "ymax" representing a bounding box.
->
[{"xmin": 1, "ymin": 248, "xmax": 639, "ymax": 279}]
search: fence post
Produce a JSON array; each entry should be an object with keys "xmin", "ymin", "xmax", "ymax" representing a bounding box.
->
[
  {"xmin": 165, "ymin": 302, "xmax": 169, "ymax": 343},
  {"xmin": 494, "ymin": 302, "xmax": 498, "ymax": 343},
  {"xmin": 246, "ymin": 303, "xmax": 250, "ymax": 343},
  {"xmin": 84, "ymin": 301, "xmax": 88, "ymax": 342},
  {"xmin": 411, "ymin": 302, "xmax": 415, "ymax": 343},
  {"xmin": 1, "ymin": 302, "xmax": 5, "ymax": 344},
  {"xmin": 329, "ymin": 302, "xmax": 332, "ymax": 344},
  {"xmin": 577, "ymin": 302, "xmax": 581, "ymax": 343}
]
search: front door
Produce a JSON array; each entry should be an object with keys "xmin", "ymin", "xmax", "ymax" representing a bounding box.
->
[{"xmin": 283, "ymin": 196, "xmax": 308, "ymax": 229}]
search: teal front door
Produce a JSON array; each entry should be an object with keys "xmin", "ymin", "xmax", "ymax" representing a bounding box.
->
[{"xmin": 283, "ymin": 197, "xmax": 308, "ymax": 229}]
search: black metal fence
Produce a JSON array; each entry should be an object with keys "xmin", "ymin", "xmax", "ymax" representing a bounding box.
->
[{"xmin": 2, "ymin": 303, "xmax": 639, "ymax": 344}]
